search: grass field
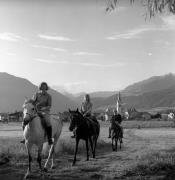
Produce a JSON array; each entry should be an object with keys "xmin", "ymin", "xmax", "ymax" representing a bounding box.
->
[{"xmin": 0, "ymin": 120, "xmax": 175, "ymax": 180}]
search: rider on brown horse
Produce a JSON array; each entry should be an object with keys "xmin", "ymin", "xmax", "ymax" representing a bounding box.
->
[
  {"xmin": 71, "ymin": 94, "xmax": 93, "ymax": 138},
  {"xmin": 108, "ymin": 109, "xmax": 123, "ymax": 142}
]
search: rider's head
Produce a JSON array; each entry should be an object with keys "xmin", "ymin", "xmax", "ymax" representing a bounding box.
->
[
  {"xmin": 84, "ymin": 94, "xmax": 90, "ymax": 102},
  {"xmin": 39, "ymin": 82, "xmax": 49, "ymax": 91}
]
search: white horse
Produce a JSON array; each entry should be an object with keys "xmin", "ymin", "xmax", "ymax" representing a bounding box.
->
[{"xmin": 22, "ymin": 99, "xmax": 63, "ymax": 179}]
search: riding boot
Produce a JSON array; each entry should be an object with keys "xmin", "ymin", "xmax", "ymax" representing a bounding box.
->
[
  {"xmin": 47, "ymin": 126, "xmax": 53, "ymax": 145},
  {"xmin": 108, "ymin": 127, "xmax": 111, "ymax": 138}
]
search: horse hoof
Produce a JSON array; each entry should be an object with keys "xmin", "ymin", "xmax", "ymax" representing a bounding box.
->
[
  {"xmin": 51, "ymin": 165, "xmax": 56, "ymax": 169},
  {"xmin": 24, "ymin": 173, "xmax": 30, "ymax": 179},
  {"xmin": 44, "ymin": 167, "xmax": 48, "ymax": 172}
]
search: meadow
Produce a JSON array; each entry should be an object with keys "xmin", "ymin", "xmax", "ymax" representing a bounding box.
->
[{"xmin": 0, "ymin": 120, "xmax": 175, "ymax": 180}]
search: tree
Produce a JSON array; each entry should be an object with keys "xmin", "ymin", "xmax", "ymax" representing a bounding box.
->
[{"xmin": 106, "ymin": 0, "xmax": 175, "ymax": 18}]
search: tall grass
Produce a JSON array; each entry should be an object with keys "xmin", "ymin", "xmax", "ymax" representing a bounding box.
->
[
  {"xmin": 0, "ymin": 136, "xmax": 111, "ymax": 164},
  {"xmin": 121, "ymin": 148, "xmax": 175, "ymax": 178}
]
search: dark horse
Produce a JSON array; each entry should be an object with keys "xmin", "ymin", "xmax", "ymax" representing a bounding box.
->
[
  {"xmin": 69, "ymin": 108, "xmax": 100, "ymax": 165},
  {"xmin": 111, "ymin": 119, "xmax": 122, "ymax": 151}
]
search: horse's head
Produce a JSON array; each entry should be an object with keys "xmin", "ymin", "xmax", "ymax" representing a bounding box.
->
[
  {"xmin": 22, "ymin": 99, "xmax": 37, "ymax": 126},
  {"xmin": 68, "ymin": 108, "xmax": 83, "ymax": 131}
]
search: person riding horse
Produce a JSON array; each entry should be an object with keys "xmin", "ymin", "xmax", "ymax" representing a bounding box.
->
[
  {"xmin": 108, "ymin": 109, "xmax": 123, "ymax": 142},
  {"xmin": 71, "ymin": 94, "xmax": 93, "ymax": 138},
  {"xmin": 21, "ymin": 82, "xmax": 53, "ymax": 145},
  {"xmin": 80, "ymin": 94, "xmax": 92, "ymax": 118}
]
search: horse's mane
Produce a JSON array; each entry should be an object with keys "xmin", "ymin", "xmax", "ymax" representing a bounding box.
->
[
  {"xmin": 23, "ymin": 99, "xmax": 35, "ymax": 108},
  {"xmin": 25, "ymin": 99, "xmax": 35, "ymax": 105}
]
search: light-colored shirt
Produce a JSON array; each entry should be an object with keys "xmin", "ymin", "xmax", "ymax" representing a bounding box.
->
[
  {"xmin": 80, "ymin": 101, "xmax": 92, "ymax": 115},
  {"xmin": 32, "ymin": 91, "xmax": 51, "ymax": 112}
]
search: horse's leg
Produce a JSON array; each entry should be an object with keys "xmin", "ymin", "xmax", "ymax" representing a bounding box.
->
[
  {"xmin": 44, "ymin": 144, "xmax": 54, "ymax": 172},
  {"xmin": 51, "ymin": 147, "xmax": 55, "ymax": 169},
  {"xmin": 120, "ymin": 138, "xmax": 122, "ymax": 150},
  {"xmin": 73, "ymin": 138, "xmax": 79, "ymax": 166},
  {"xmin": 37, "ymin": 144, "xmax": 43, "ymax": 170},
  {"xmin": 51, "ymin": 141, "xmax": 57, "ymax": 169},
  {"xmin": 24, "ymin": 142, "xmax": 32, "ymax": 179},
  {"xmin": 92, "ymin": 136, "xmax": 97, "ymax": 158},
  {"xmin": 89, "ymin": 137, "xmax": 93, "ymax": 157},
  {"xmin": 85, "ymin": 139, "xmax": 89, "ymax": 161},
  {"xmin": 112, "ymin": 137, "xmax": 115, "ymax": 151},
  {"xmin": 115, "ymin": 137, "xmax": 118, "ymax": 151}
]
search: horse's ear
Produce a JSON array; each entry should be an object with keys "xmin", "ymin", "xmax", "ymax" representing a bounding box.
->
[
  {"xmin": 76, "ymin": 108, "xmax": 79, "ymax": 112},
  {"xmin": 68, "ymin": 109, "xmax": 71, "ymax": 113},
  {"xmin": 24, "ymin": 96, "xmax": 29, "ymax": 103}
]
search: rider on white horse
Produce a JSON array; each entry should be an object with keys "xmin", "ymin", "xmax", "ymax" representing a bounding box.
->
[{"xmin": 21, "ymin": 82, "xmax": 53, "ymax": 145}]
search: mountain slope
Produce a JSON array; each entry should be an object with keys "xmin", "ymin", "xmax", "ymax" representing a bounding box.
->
[
  {"xmin": 0, "ymin": 72, "xmax": 77, "ymax": 113},
  {"xmin": 122, "ymin": 73, "xmax": 175, "ymax": 96},
  {"xmin": 92, "ymin": 73, "xmax": 175, "ymax": 110}
]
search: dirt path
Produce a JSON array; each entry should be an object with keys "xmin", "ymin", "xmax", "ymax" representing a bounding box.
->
[{"xmin": 1, "ymin": 126, "xmax": 175, "ymax": 180}]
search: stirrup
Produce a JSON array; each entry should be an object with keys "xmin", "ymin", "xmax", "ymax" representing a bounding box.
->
[
  {"xmin": 48, "ymin": 138, "xmax": 53, "ymax": 145},
  {"xmin": 20, "ymin": 139, "xmax": 25, "ymax": 144}
]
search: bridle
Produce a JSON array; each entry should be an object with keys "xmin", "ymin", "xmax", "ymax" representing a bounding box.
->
[
  {"xmin": 70, "ymin": 112, "xmax": 86, "ymax": 129},
  {"xmin": 23, "ymin": 106, "xmax": 38, "ymax": 124}
]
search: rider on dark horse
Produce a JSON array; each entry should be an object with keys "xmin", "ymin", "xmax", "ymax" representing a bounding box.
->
[
  {"xmin": 108, "ymin": 109, "xmax": 123, "ymax": 142},
  {"xmin": 71, "ymin": 94, "xmax": 95, "ymax": 138},
  {"xmin": 21, "ymin": 82, "xmax": 53, "ymax": 145}
]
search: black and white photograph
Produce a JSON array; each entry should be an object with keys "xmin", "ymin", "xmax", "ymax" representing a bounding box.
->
[{"xmin": 0, "ymin": 0, "xmax": 175, "ymax": 179}]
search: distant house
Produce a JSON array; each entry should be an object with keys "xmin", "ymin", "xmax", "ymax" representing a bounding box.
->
[{"xmin": 8, "ymin": 111, "xmax": 23, "ymax": 122}]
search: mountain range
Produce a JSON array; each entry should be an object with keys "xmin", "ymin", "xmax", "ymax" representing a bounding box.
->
[
  {"xmin": 0, "ymin": 72, "xmax": 175, "ymax": 113},
  {"xmin": 91, "ymin": 73, "xmax": 175, "ymax": 111},
  {"xmin": 0, "ymin": 72, "xmax": 77, "ymax": 113}
]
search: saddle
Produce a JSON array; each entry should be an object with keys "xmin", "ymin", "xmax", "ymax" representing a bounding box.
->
[
  {"xmin": 85, "ymin": 116, "xmax": 98, "ymax": 135},
  {"xmin": 37, "ymin": 112, "xmax": 48, "ymax": 137}
]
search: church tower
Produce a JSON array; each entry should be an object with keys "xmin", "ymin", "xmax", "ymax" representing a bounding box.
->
[{"xmin": 116, "ymin": 92, "xmax": 123, "ymax": 114}]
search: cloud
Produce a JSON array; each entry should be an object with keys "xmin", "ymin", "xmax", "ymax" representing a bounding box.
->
[
  {"xmin": 0, "ymin": 32, "xmax": 25, "ymax": 42},
  {"xmin": 63, "ymin": 81, "xmax": 88, "ymax": 93},
  {"xmin": 6, "ymin": 52, "xmax": 16, "ymax": 56},
  {"xmin": 148, "ymin": 52, "xmax": 152, "ymax": 56},
  {"xmin": 32, "ymin": 45, "xmax": 67, "ymax": 52},
  {"xmin": 64, "ymin": 81, "xmax": 88, "ymax": 87},
  {"xmin": 105, "ymin": 26, "xmax": 157, "ymax": 40},
  {"xmin": 77, "ymin": 62, "xmax": 126, "ymax": 68},
  {"xmin": 34, "ymin": 58, "xmax": 68, "ymax": 64},
  {"xmin": 34, "ymin": 58, "xmax": 126, "ymax": 68},
  {"xmin": 73, "ymin": 51, "xmax": 102, "ymax": 56},
  {"xmin": 38, "ymin": 34, "xmax": 74, "ymax": 41}
]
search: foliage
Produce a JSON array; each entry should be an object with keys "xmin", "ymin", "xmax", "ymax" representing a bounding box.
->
[{"xmin": 107, "ymin": 0, "xmax": 175, "ymax": 17}]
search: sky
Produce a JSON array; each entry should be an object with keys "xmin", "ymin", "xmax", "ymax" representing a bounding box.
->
[{"xmin": 0, "ymin": 0, "xmax": 175, "ymax": 94}]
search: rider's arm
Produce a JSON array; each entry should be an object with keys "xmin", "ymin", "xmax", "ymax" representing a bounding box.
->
[{"xmin": 84, "ymin": 102, "xmax": 92, "ymax": 115}]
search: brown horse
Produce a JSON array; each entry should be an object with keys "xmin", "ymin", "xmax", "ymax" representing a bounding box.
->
[
  {"xmin": 111, "ymin": 120, "xmax": 122, "ymax": 151},
  {"xmin": 69, "ymin": 108, "xmax": 100, "ymax": 165}
]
